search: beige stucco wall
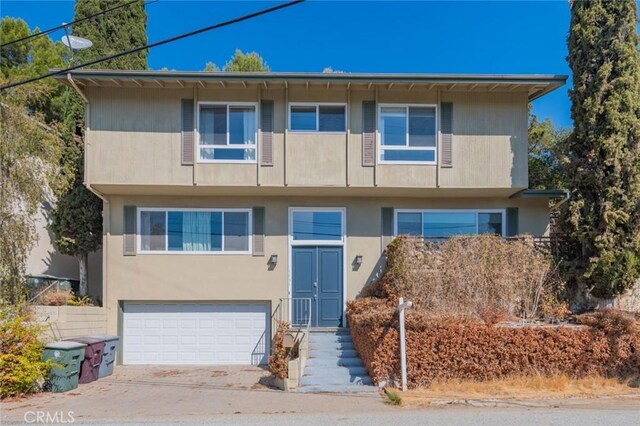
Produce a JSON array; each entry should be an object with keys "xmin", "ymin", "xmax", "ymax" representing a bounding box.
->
[
  {"xmin": 32, "ymin": 306, "xmax": 107, "ymax": 341},
  {"xmin": 286, "ymin": 133, "xmax": 347, "ymax": 186},
  {"xmin": 85, "ymin": 86, "xmax": 529, "ymax": 191},
  {"xmin": 87, "ymin": 87, "xmax": 194, "ymax": 186},
  {"xmin": 439, "ymin": 91, "xmax": 529, "ymax": 188},
  {"xmin": 101, "ymin": 195, "xmax": 549, "ymax": 335},
  {"xmin": 26, "ymin": 204, "xmax": 103, "ymax": 299}
]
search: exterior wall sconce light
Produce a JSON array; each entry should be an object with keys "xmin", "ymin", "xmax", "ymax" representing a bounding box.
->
[
  {"xmin": 269, "ymin": 254, "xmax": 278, "ymax": 265},
  {"xmin": 355, "ymin": 255, "xmax": 363, "ymax": 265}
]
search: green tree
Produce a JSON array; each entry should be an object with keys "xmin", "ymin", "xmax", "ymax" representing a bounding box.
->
[
  {"xmin": 527, "ymin": 110, "xmax": 568, "ymax": 190},
  {"xmin": 0, "ymin": 18, "xmax": 31, "ymax": 76},
  {"xmin": 50, "ymin": 1, "xmax": 150, "ymax": 296},
  {"xmin": 0, "ymin": 87, "xmax": 65, "ymax": 304},
  {"xmin": 72, "ymin": 0, "xmax": 148, "ymax": 70},
  {"xmin": 0, "ymin": 18, "xmax": 71, "ymax": 128},
  {"xmin": 203, "ymin": 61, "xmax": 220, "ymax": 72},
  {"xmin": 223, "ymin": 49, "xmax": 269, "ymax": 72},
  {"xmin": 0, "ymin": 19, "xmax": 73, "ymax": 303},
  {"xmin": 562, "ymin": 0, "xmax": 640, "ymax": 299},
  {"xmin": 50, "ymin": 185, "xmax": 103, "ymax": 297}
]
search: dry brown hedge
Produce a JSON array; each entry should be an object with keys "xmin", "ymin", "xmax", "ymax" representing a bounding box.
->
[
  {"xmin": 268, "ymin": 321, "xmax": 289, "ymax": 379},
  {"xmin": 348, "ymin": 298, "xmax": 640, "ymax": 387}
]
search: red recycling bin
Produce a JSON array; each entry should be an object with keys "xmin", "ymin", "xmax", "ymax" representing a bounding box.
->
[{"xmin": 65, "ymin": 337, "xmax": 105, "ymax": 384}]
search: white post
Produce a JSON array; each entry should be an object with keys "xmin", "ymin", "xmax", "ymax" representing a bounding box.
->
[{"xmin": 398, "ymin": 297, "xmax": 412, "ymax": 392}]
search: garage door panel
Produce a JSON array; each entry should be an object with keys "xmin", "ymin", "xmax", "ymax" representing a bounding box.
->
[
  {"xmin": 123, "ymin": 303, "xmax": 269, "ymax": 366},
  {"xmin": 162, "ymin": 352, "xmax": 179, "ymax": 363}
]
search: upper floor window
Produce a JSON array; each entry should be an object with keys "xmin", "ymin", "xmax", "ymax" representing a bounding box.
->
[
  {"xmin": 138, "ymin": 208, "xmax": 251, "ymax": 254},
  {"xmin": 198, "ymin": 103, "xmax": 257, "ymax": 163},
  {"xmin": 395, "ymin": 209, "xmax": 504, "ymax": 239},
  {"xmin": 289, "ymin": 104, "xmax": 346, "ymax": 132},
  {"xmin": 379, "ymin": 105, "xmax": 437, "ymax": 164}
]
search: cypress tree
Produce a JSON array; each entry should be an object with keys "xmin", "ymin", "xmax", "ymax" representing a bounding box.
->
[
  {"xmin": 72, "ymin": 0, "xmax": 148, "ymax": 70},
  {"xmin": 562, "ymin": 0, "xmax": 640, "ymax": 299}
]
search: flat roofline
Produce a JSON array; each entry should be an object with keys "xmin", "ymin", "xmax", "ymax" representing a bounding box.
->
[
  {"xmin": 53, "ymin": 69, "xmax": 568, "ymax": 82},
  {"xmin": 53, "ymin": 69, "xmax": 567, "ymax": 101}
]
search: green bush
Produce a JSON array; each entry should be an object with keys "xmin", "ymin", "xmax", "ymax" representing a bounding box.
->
[{"xmin": 0, "ymin": 306, "xmax": 50, "ymax": 399}]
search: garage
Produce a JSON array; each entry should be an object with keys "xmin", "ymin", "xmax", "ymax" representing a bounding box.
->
[{"xmin": 122, "ymin": 302, "xmax": 270, "ymax": 365}]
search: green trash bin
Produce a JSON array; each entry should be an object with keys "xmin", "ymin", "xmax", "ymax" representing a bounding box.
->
[{"xmin": 42, "ymin": 341, "xmax": 87, "ymax": 393}]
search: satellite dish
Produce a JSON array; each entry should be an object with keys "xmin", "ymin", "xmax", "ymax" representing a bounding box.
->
[{"xmin": 61, "ymin": 35, "xmax": 93, "ymax": 50}]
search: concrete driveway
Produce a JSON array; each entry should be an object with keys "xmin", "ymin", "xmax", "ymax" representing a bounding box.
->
[{"xmin": 0, "ymin": 366, "xmax": 389, "ymax": 424}]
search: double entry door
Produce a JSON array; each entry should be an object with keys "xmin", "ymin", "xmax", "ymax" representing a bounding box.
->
[{"xmin": 292, "ymin": 246, "xmax": 344, "ymax": 327}]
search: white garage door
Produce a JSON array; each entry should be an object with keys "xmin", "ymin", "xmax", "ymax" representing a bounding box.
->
[{"xmin": 123, "ymin": 303, "xmax": 269, "ymax": 365}]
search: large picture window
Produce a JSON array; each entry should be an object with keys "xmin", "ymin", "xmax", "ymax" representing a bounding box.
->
[
  {"xmin": 379, "ymin": 105, "xmax": 437, "ymax": 164},
  {"xmin": 138, "ymin": 208, "xmax": 251, "ymax": 254},
  {"xmin": 198, "ymin": 103, "xmax": 257, "ymax": 163},
  {"xmin": 395, "ymin": 210, "xmax": 505, "ymax": 238}
]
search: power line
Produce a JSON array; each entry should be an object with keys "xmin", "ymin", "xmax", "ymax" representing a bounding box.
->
[
  {"xmin": 1, "ymin": 0, "xmax": 157, "ymax": 48},
  {"xmin": 0, "ymin": 0, "xmax": 304, "ymax": 91}
]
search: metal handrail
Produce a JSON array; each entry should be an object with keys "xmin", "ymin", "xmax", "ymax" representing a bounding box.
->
[{"xmin": 271, "ymin": 297, "xmax": 312, "ymax": 380}]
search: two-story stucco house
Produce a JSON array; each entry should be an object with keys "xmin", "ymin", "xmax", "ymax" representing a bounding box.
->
[{"xmin": 56, "ymin": 70, "xmax": 566, "ymax": 366}]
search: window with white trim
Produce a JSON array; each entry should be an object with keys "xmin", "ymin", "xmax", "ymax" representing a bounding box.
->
[
  {"xmin": 289, "ymin": 104, "xmax": 346, "ymax": 132},
  {"xmin": 379, "ymin": 105, "xmax": 437, "ymax": 163},
  {"xmin": 138, "ymin": 208, "xmax": 251, "ymax": 253},
  {"xmin": 198, "ymin": 103, "xmax": 256, "ymax": 162},
  {"xmin": 395, "ymin": 210, "xmax": 504, "ymax": 238}
]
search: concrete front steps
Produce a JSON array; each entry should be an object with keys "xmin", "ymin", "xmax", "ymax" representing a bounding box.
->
[{"xmin": 297, "ymin": 328, "xmax": 377, "ymax": 393}]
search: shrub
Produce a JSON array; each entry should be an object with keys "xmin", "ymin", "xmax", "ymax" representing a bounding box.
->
[
  {"xmin": 348, "ymin": 301, "xmax": 640, "ymax": 388},
  {"xmin": 67, "ymin": 295, "xmax": 95, "ymax": 307},
  {"xmin": 578, "ymin": 310, "xmax": 639, "ymax": 336},
  {"xmin": 39, "ymin": 290, "xmax": 73, "ymax": 306},
  {"xmin": 383, "ymin": 388, "xmax": 402, "ymax": 405},
  {"xmin": 38, "ymin": 290, "xmax": 95, "ymax": 307},
  {"xmin": 378, "ymin": 235, "xmax": 566, "ymax": 321},
  {"xmin": 268, "ymin": 321, "xmax": 289, "ymax": 379},
  {"xmin": 0, "ymin": 306, "xmax": 51, "ymax": 399}
]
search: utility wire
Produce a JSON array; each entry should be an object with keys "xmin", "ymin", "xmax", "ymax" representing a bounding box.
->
[
  {"xmin": 1, "ymin": 0, "xmax": 158, "ymax": 48},
  {"xmin": 0, "ymin": 0, "xmax": 304, "ymax": 91}
]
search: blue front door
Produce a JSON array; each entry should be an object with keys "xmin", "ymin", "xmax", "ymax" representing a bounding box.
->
[{"xmin": 292, "ymin": 246, "xmax": 343, "ymax": 327}]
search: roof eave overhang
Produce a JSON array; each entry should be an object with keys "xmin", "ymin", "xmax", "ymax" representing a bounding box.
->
[
  {"xmin": 509, "ymin": 189, "xmax": 570, "ymax": 199},
  {"xmin": 54, "ymin": 70, "xmax": 567, "ymax": 102}
]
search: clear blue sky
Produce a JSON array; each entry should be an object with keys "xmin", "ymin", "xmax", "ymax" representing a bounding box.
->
[{"xmin": 3, "ymin": 0, "xmax": 573, "ymax": 128}]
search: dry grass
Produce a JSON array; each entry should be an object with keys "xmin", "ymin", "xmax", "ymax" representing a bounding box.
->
[
  {"xmin": 400, "ymin": 374, "xmax": 640, "ymax": 406},
  {"xmin": 39, "ymin": 290, "xmax": 73, "ymax": 306},
  {"xmin": 371, "ymin": 235, "xmax": 566, "ymax": 322}
]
